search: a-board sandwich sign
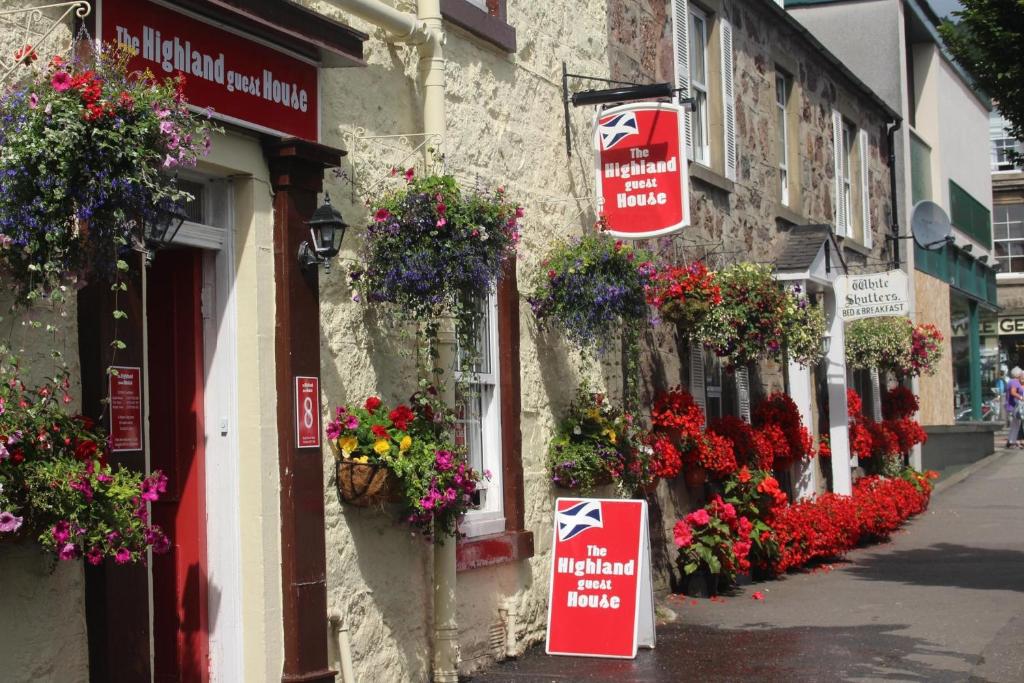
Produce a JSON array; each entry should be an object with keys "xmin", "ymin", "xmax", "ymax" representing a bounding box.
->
[
  {"xmin": 546, "ymin": 498, "xmax": 655, "ymax": 658},
  {"xmin": 594, "ymin": 102, "xmax": 690, "ymax": 239}
]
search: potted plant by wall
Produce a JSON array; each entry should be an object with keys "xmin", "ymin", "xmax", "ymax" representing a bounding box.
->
[
  {"xmin": 546, "ymin": 386, "xmax": 649, "ymax": 494},
  {"xmin": 326, "ymin": 386, "xmax": 485, "ymax": 538},
  {"xmin": 0, "ymin": 351, "xmax": 170, "ymax": 563},
  {"xmin": 751, "ymin": 392, "xmax": 814, "ymax": 471},
  {"xmin": 0, "ymin": 43, "xmax": 216, "ymax": 306},
  {"xmin": 673, "ymin": 495, "xmax": 752, "ymax": 597}
]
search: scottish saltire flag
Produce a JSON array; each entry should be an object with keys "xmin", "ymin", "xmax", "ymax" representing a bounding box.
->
[
  {"xmin": 557, "ymin": 501, "xmax": 603, "ymax": 542},
  {"xmin": 599, "ymin": 111, "xmax": 639, "ymax": 150}
]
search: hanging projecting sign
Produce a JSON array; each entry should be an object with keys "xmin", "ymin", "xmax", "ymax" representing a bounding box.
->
[
  {"xmin": 594, "ymin": 102, "xmax": 690, "ymax": 239},
  {"xmin": 99, "ymin": 0, "xmax": 319, "ymax": 141},
  {"xmin": 109, "ymin": 366, "xmax": 143, "ymax": 452},
  {"xmin": 837, "ymin": 270, "xmax": 910, "ymax": 321},
  {"xmin": 546, "ymin": 498, "xmax": 655, "ymax": 659}
]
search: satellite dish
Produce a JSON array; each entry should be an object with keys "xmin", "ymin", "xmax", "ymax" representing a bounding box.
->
[{"xmin": 911, "ymin": 200, "xmax": 952, "ymax": 251}]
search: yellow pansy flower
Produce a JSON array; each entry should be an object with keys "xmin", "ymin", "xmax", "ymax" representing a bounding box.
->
[
  {"xmin": 603, "ymin": 429, "xmax": 618, "ymax": 444},
  {"xmin": 373, "ymin": 439, "xmax": 391, "ymax": 455},
  {"xmin": 399, "ymin": 435, "xmax": 412, "ymax": 452},
  {"xmin": 354, "ymin": 455, "xmax": 369, "ymax": 464},
  {"xmin": 338, "ymin": 435, "xmax": 359, "ymax": 455}
]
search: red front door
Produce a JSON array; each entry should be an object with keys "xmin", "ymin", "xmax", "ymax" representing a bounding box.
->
[{"xmin": 147, "ymin": 248, "xmax": 210, "ymax": 683}]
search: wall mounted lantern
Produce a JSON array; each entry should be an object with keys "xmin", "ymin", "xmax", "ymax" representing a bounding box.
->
[
  {"xmin": 140, "ymin": 200, "xmax": 188, "ymax": 267},
  {"xmin": 299, "ymin": 193, "xmax": 348, "ymax": 272}
]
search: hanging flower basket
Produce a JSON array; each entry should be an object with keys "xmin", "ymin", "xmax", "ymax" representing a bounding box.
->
[
  {"xmin": 528, "ymin": 232, "xmax": 655, "ymax": 350},
  {"xmin": 645, "ymin": 260, "xmax": 721, "ymax": 341},
  {"xmin": 335, "ymin": 460, "xmax": 399, "ymax": 507},
  {"xmin": 0, "ymin": 43, "xmax": 217, "ymax": 305}
]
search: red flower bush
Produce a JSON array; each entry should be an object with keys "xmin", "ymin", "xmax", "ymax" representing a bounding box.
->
[
  {"xmin": 769, "ymin": 471, "xmax": 933, "ymax": 573},
  {"xmin": 882, "ymin": 386, "xmax": 919, "ymax": 421},
  {"xmin": 651, "ymin": 387, "xmax": 705, "ymax": 439},
  {"xmin": 753, "ymin": 392, "xmax": 813, "ymax": 469},
  {"xmin": 866, "ymin": 420, "xmax": 900, "ymax": 458},
  {"xmin": 888, "ymin": 418, "xmax": 928, "ymax": 452},
  {"xmin": 708, "ymin": 415, "xmax": 757, "ymax": 468},
  {"xmin": 646, "ymin": 432, "xmax": 683, "ymax": 479},
  {"xmin": 696, "ymin": 431, "xmax": 738, "ymax": 478}
]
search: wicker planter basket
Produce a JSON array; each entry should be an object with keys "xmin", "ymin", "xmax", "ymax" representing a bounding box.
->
[{"xmin": 335, "ymin": 460, "xmax": 399, "ymax": 507}]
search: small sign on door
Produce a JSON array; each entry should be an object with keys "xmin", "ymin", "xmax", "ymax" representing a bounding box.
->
[
  {"xmin": 294, "ymin": 376, "xmax": 321, "ymax": 449},
  {"xmin": 546, "ymin": 498, "xmax": 656, "ymax": 658},
  {"xmin": 109, "ymin": 366, "xmax": 143, "ymax": 452}
]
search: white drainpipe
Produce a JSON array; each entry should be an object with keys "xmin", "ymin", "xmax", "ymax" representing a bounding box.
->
[{"xmin": 321, "ymin": 2, "xmax": 455, "ymax": 682}]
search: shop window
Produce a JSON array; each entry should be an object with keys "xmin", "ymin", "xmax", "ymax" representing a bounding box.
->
[
  {"xmin": 994, "ymin": 204, "xmax": 1024, "ymax": 273},
  {"xmin": 455, "ymin": 290, "xmax": 504, "ymax": 538}
]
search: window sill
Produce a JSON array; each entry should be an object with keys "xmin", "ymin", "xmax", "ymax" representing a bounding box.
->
[
  {"xmin": 996, "ymin": 272, "xmax": 1024, "ymax": 284},
  {"xmin": 689, "ymin": 163, "xmax": 734, "ymax": 194},
  {"xmin": 775, "ymin": 203, "xmax": 807, "ymax": 226},
  {"xmin": 456, "ymin": 529, "xmax": 534, "ymax": 571},
  {"xmin": 441, "ymin": 0, "xmax": 516, "ymax": 53},
  {"xmin": 840, "ymin": 237, "xmax": 872, "ymax": 257}
]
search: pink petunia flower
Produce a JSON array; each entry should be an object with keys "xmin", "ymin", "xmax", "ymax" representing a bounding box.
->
[
  {"xmin": 58, "ymin": 542, "xmax": 78, "ymax": 561},
  {"xmin": 0, "ymin": 511, "xmax": 23, "ymax": 533},
  {"xmin": 373, "ymin": 208, "xmax": 391, "ymax": 222},
  {"xmin": 404, "ymin": 168, "xmax": 415, "ymax": 182},
  {"xmin": 50, "ymin": 71, "xmax": 72, "ymax": 92},
  {"xmin": 28, "ymin": 93, "xmax": 39, "ymax": 109}
]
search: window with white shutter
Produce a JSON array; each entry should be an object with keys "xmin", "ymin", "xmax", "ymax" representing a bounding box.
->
[
  {"xmin": 859, "ymin": 129, "xmax": 872, "ymax": 248},
  {"xmin": 735, "ymin": 366, "xmax": 751, "ymax": 423},
  {"xmin": 688, "ymin": 6, "xmax": 710, "ymax": 165},
  {"xmin": 720, "ymin": 17, "xmax": 736, "ymax": 181},
  {"xmin": 689, "ymin": 343, "xmax": 706, "ymax": 412},
  {"xmin": 671, "ymin": 0, "xmax": 692, "ymax": 160},
  {"xmin": 776, "ymin": 71, "xmax": 791, "ymax": 205},
  {"xmin": 832, "ymin": 109, "xmax": 850, "ymax": 237}
]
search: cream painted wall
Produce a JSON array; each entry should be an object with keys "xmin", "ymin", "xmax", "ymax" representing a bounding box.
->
[{"xmin": 298, "ymin": 0, "xmax": 623, "ymax": 679}]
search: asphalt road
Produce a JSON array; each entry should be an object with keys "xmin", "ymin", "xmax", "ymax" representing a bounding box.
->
[{"xmin": 470, "ymin": 451, "xmax": 1024, "ymax": 682}]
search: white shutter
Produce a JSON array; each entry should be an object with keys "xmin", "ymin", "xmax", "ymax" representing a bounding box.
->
[
  {"xmin": 870, "ymin": 368, "xmax": 883, "ymax": 422},
  {"xmin": 736, "ymin": 366, "xmax": 751, "ymax": 423},
  {"xmin": 859, "ymin": 128, "xmax": 872, "ymax": 248},
  {"xmin": 672, "ymin": 0, "xmax": 693, "ymax": 160},
  {"xmin": 721, "ymin": 17, "xmax": 737, "ymax": 181},
  {"xmin": 689, "ymin": 344, "xmax": 706, "ymax": 412},
  {"xmin": 832, "ymin": 109, "xmax": 848, "ymax": 236}
]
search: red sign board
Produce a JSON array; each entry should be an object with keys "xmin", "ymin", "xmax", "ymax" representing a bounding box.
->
[
  {"xmin": 109, "ymin": 366, "xmax": 143, "ymax": 452},
  {"xmin": 546, "ymin": 498, "xmax": 655, "ymax": 658},
  {"xmin": 594, "ymin": 102, "xmax": 690, "ymax": 239},
  {"xmin": 294, "ymin": 376, "xmax": 321, "ymax": 449},
  {"xmin": 99, "ymin": 0, "xmax": 319, "ymax": 140}
]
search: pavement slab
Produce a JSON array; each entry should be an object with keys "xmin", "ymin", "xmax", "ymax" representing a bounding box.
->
[{"xmin": 470, "ymin": 452, "xmax": 1024, "ymax": 682}]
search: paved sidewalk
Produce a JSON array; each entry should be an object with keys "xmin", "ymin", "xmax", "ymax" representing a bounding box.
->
[{"xmin": 471, "ymin": 451, "xmax": 1024, "ymax": 682}]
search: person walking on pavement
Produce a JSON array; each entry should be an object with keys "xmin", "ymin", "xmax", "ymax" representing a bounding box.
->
[{"xmin": 1005, "ymin": 366, "xmax": 1023, "ymax": 448}]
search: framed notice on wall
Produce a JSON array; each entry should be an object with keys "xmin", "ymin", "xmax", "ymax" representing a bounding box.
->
[{"xmin": 109, "ymin": 366, "xmax": 143, "ymax": 452}]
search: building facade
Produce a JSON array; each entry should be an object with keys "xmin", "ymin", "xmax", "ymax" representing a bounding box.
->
[
  {"xmin": 789, "ymin": 0, "xmax": 998, "ymax": 458},
  {"xmin": 0, "ymin": 0, "xmax": 921, "ymax": 682}
]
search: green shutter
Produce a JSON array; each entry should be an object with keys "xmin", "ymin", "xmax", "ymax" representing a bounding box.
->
[{"xmin": 949, "ymin": 180, "xmax": 992, "ymax": 249}]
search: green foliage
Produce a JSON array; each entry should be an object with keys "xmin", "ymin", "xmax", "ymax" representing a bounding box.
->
[
  {"xmin": 0, "ymin": 42, "xmax": 217, "ymax": 306},
  {"xmin": 0, "ymin": 349, "xmax": 168, "ymax": 563},
  {"xmin": 941, "ymin": 3, "xmax": 1024, "ymax": 159}
]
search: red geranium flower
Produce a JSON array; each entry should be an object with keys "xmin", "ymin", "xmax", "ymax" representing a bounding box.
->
[
  {"xmin": 371, "ymin": 425, "xmax": 388, "ymax": 438},
  {"xmin": 365, "ymin": 396, "xmax": 382, "ymax": 412},
  {"xmin": 388, "ymin": 405, "xmax": 415, "ymax": 431}
]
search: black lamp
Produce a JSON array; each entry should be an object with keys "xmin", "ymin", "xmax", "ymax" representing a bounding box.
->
[
  {"xmin": 299, "ymin": 193, "xmax": 348, "ymax": 272},
  {"xmin": 141, "ymin": 199, "xmax": 189, "ymax": 267}
]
